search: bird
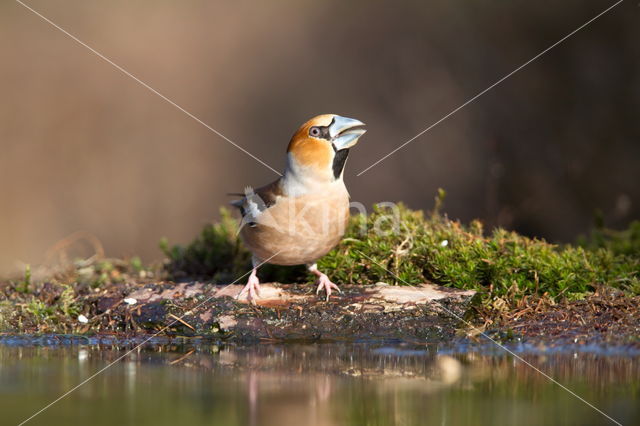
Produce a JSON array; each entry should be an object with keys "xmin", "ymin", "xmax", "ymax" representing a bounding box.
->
[{"xmin": 231, "ymin": 114, "xmax": 366, "ymax": 303}]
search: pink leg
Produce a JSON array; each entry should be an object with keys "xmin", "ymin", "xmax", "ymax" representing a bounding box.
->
[
  {"xmin": 236, "ymin": 267, "xmax": 261, "ymax": 304},
  {"xmin": 308, "ymin": 263, "xmax": 341, "ymax": 301}
]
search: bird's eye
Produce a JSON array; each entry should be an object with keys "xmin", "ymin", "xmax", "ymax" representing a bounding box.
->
[{"xmin": 309, "ymin": 127, "xmax": 321, "ymax": 137}]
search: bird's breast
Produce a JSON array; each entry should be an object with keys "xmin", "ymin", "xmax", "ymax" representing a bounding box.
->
[{"xmin": 240, "ymin": 185, "xmax": 350, "ymax": 265}]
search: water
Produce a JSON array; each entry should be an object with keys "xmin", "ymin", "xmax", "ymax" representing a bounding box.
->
[{"xmin": 1, "ymin": 338, "xmax": 638, "ymax": 425}]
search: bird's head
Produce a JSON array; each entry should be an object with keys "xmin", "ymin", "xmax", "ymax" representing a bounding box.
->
[{"xmin": 286, "ymin": 114, "xmax": 366, "ymax": 182}]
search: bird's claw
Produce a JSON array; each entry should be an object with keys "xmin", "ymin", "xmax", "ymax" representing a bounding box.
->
[
  {"xmin": 236, "ymin": 273, "xmax": 261, "ymax": 305},
  {"xmin": 315, "ymin": 275, "xmax": 341, "ymax": 301}
]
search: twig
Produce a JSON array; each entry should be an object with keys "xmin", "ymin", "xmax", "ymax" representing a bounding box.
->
[{"xmin": 168, "ymin": 313, "xmax": 195, "ymax": 331}]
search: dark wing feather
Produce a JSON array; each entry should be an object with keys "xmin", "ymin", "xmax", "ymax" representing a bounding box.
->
[{"xmin": 229, "ymin": 178, "xmax": 283, "ymax": 227}]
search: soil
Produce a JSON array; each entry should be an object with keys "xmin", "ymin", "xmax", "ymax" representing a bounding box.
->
[
  {"xmin": 2, "ymin": 280, "xmax": 638, "ymax": 348},
  {"xmin": 84, "ymin": 281, "xmax": 476, "ymax": 342},
  {"xmin": 496, "ymin": 287, "xmax": 640, "ymax": 347}
]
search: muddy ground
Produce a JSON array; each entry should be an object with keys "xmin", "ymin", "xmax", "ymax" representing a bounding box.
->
[
  {"xmin": 2, "ymin": 279, "xmax": 638, "ymax": 347},
  {"xmin": 495, "ymin": 287, "xmax": 640, "ymax": 347},
  {"xmin": 68, "ymin": 281, "xmax": 475, "ymax": 342}
]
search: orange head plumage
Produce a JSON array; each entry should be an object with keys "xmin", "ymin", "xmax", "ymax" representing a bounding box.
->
[{"xmin": 286, "ymin": 114, "xmax": 365, "ymax": 181}]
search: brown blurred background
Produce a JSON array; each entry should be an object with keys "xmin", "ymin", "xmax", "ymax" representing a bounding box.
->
[{"xmin": 1, "ymin": 0, "xmax": 639, "ymax": 275}]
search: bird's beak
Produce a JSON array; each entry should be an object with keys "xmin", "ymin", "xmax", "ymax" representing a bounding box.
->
[{"xmin": 329, "ymin": 116, "xmax": 366, "ymax": 151}]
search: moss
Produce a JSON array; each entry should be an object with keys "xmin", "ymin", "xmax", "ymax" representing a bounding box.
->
[
  {"xmin": 0, "ymin": 257, "xmax": 156, "ymax": 333},
  {"xmin": 578, "ymin": 218, "xmax": 640, "ymax": 257},
  {"xmin": 161, "ymin": 208, "xmax": 251, "ymax": 282},
  {"xmin": 162, "ymin": 191, "xmax": 639, "ymax": 310},
  {"xmin": 59, "ymin": 284, "xmax": 81, "ymax": 317},
  {"xmin": 320, "ymin": 198, "xmax": 639, "ymax": 307},
  {"xmin": 14, "ymin": 264, "xmax": 31, "ymax": 294}
]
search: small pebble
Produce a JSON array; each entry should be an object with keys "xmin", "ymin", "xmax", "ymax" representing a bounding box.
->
[
  {"xmin": 124, "ymin": 298, "xmax": 137, "ymax": 305},
  {"xmin": 78, "ymin": 314, "xmax": 89, "ymax": 324}
]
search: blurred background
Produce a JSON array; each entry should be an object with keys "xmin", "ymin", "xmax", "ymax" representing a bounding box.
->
[{"xmin": 1, "ymin": 0, "xmax": 638, "ymax": 275}]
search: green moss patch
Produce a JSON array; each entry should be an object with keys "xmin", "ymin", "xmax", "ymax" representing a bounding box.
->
[{"xmin": 162, "ymin": 191, "xmax": 639, "ymax": 313}]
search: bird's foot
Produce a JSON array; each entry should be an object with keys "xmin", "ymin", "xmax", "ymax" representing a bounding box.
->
[
  {"xmin": 236, "ymin": 270, "xmax": 261, "ymax": 304},
  {"xmin": 315, "ymin": 273, "xmax": 341, "ymax": 301}
]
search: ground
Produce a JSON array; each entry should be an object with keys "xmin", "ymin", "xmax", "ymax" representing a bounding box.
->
[
  {"xmin": 1, "ymin": 197, "xmax": 638, "ymax": 346},
  {"xmin": 1, "ymin": 276, "xmax": 638, "ymax": 348}
]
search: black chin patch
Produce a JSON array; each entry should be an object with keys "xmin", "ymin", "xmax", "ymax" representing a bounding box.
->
[{"xmin": 332, "ymin": 149, "xmax": 349, "ymax": 179}]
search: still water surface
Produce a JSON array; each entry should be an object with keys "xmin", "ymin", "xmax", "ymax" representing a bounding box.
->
[{"xmin": 1, "ymin": 337, "xmax": 638, "ymax": 425}]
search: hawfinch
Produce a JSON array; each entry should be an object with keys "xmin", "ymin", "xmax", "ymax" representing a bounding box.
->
[{"xmin": 232, "ymin": 114, "xmax": 366, "ymax": 303}]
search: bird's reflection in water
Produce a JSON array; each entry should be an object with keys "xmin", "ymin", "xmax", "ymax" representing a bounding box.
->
[
  {"xmin": 244, "ymin": 371, "xmax": 336, "ymax": 426},
  {"xmin": 186, "ymin": 344, "xmax": 462, "ymax": 426}
]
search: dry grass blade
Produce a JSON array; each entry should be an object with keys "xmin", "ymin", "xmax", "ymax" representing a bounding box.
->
[{"xmin": 168, "ymin": 314, "xmax": 195, "ymax": 331}]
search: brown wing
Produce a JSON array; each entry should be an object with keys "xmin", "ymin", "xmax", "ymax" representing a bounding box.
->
[{"xmin": 254, "ymin": 179, "xmax": 284, "ymax": 208}]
